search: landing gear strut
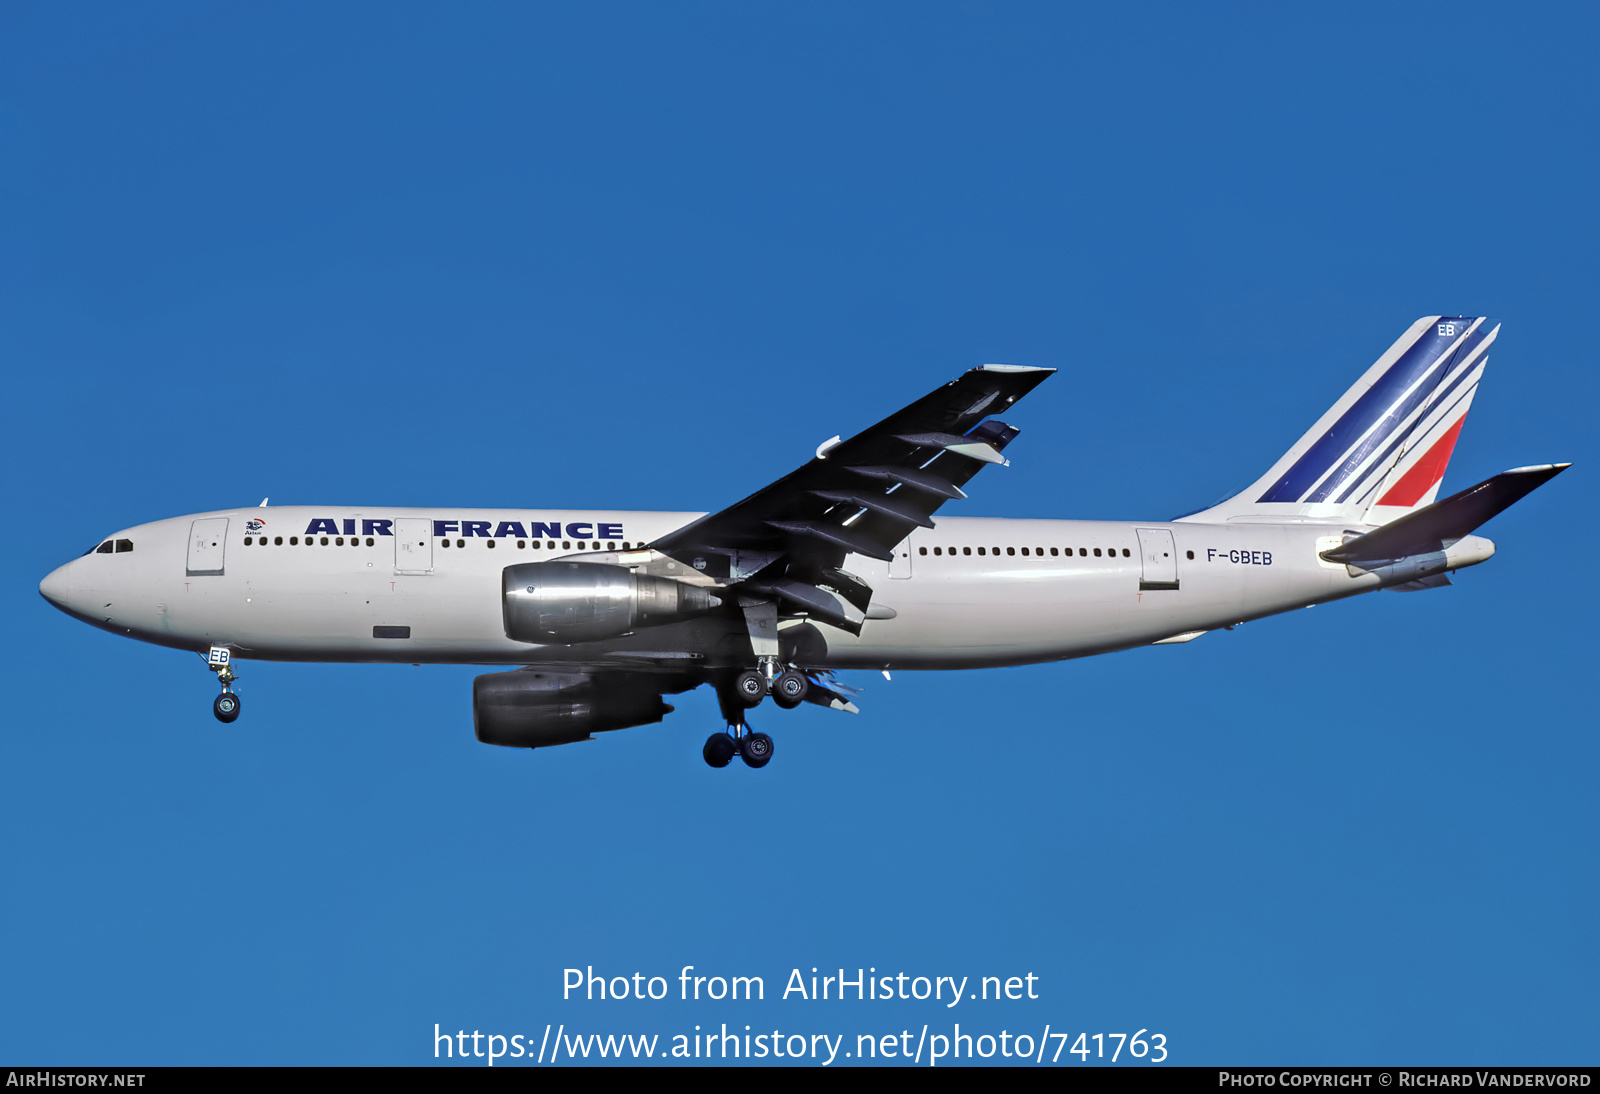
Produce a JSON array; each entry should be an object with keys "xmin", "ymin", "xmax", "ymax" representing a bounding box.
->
[{"xmin": 205, "ymin": 646, "xmax": 241, "ymax": 723}]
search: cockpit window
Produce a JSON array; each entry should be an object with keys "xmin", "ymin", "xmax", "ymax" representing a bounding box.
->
[
  {"xmin": 115, "ymin": 539, "xmax": 133, "ymax": 552},
  {"xmin": 94, "ymin": 541, "xmax": 114, "ymax": 555}
]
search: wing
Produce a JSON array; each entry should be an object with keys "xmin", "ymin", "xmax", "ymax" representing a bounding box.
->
[{"xmin": 647, "ymin": 364, "xmax": 1055, "ymax": 634}]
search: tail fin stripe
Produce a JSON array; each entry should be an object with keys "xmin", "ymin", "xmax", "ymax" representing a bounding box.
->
[
  {"xmin": 1305, "ymin": 319, "xmax": 1492, "ymax": 502},
  {"xmin": 1336, "ymin": 363, "xmax": 1483, "ymax": 506},
  {"xmin": 1174, "ymin": 316, "xmax": 1503, "ymax": 528},
  {"xmin": 1332, "ymin": 354, "xmax": 1485, "ymax": 505},
  {"xmin": 1257, "ymin": 319, "xmax": 1480, "ymax": 503},
  {"xmin": 1376, "ymin": 414, "xmax": 1468, "ymax": 507}
]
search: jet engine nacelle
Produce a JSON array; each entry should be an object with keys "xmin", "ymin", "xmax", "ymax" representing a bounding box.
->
[
  {"xmin": 473, "ymin": 669, "xmax": 674, "ymax": 748},
  {"xmin": 501, "ymin": 561, "xmax": 721, "ymax": 644}
]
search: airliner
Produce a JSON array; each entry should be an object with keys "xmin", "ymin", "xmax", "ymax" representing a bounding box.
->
[{"xmin": 39, "ymin": 317, "xmax": 1567, "ymax": 768}]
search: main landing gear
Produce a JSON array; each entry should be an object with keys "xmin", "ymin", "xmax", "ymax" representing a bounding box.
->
[
  {"xmin": 702, "ymin": 728, "xmax": 774, "ymax": 769},
  {"xmin": 205, "ymin": 646, "xmax": 241, "ymax": 723},
  {"xmin": 732, "ymin": 665, "xmax": 809, "ymax": 711},
  {"xmin": 704, "ymin": 659, "xmax": 807, "ymax": 769}
]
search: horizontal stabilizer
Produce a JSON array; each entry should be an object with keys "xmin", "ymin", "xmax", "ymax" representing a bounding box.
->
[
  {"xmin": 1323, "ymin": 464, "xmax": 1569, "ymax": 563},
  {"xmin": 1385, "ymin": 573, "xmax": 1453, "ymax": 592}
]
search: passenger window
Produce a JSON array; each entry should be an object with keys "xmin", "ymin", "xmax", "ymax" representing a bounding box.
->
[
  {"xmin": 977, "ymin": 547, "xmax": 985, "ymax": 555},
  {"xmin": 1006, "ymin": 547, "xmax": 1015, "ymax": 556},
  {"xmin": 336, "ymin": 537, "xmax": 345, "ymax": 546},
  {"xmin": 1079, "ymin": 548, "xmax": 1087, "ymax": 556},
  {"xmin": 531, "ymin": 541, "xmax": 540, "ymax": 550},
  {"xmin": 366, "ymin": 537, "xmax": 374, "ymax": 546},
  {"xmin": 992, "ymin": 546, "xmax": 1000, "ymax": 555},
  {"xmin": 244, "ymin": 537, "xmax": 253, "ymax": 546},
  {"xmin": 1094, "ymin": 548, "xmax": 1102, "ymax": 557},
  {"xmin": 1020, "ymin": 547, "xmax": 1028, "ymax": 556},
  {"xmin": 1123, "ymin": 548, "xmax": 1131, "ymax": 557},
  {"xmin": 487, "ymin": 540, "xmax": 497, "ymax": 549},
  {"xmin": 608, "ymin": 542, "xmax": 616, "ymax": 551},
  {"xmin": 1186, "ymin": 550, "xmax": 1194, "ymax": 559},
  {"xmin": 934, "ymin": 547, "xmax": 942, "ymax": 555},
  {"xmin": 275, "ymin": 537, "xmax": 283, "ymax": 545},
  {"xmin": 1050, "ymin": 547, "xmax": 1058, "ymax": 556},
  {"xmin": 517, "ymin": 540, "xmax": 527, "ymax": 549},
  {"xmin": 963, "ymin": 547, "xmax": 971, "ymax": 556},
  {"xmin": 550, "ymin": 542, "xmax": 559, "ymax": 550},
  {"xmin": 97, "ymin": 541, "xmax": 114, "ymax": 554},
  {"xmin": 321, "ymin": 537, "xmax": 330, "ymax": 546},
  {"xmin": 290, "ymin": 536, "xmax": 299, "ymax": 546},
  {"xmin": 562, "ymin": 541, "xmax": 571, "ymax": 550},
  {"xmin": 919, "ymin": 547, "xmax": 927, "ymax": 555},
  {"xmin": 1036, "ymin": 547, "xmax": 1044, "ymax": 555},
  {"xmin": 441, "ymin": 539, "xmax": 449, "ymax": 548},
  {"xmin": 456, "ymin": 539, "xmax": 465, "ymax": 548}
]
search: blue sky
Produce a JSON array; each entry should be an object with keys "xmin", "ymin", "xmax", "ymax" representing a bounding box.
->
[{"xmin": 2, "ymin": 2, "xmax": 1594, "ymax": 1066}]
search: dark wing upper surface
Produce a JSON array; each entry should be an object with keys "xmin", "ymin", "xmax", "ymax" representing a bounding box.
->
[{"xmin": 647, "ymin": 365, "xmax": 1055, "ymax": 631}]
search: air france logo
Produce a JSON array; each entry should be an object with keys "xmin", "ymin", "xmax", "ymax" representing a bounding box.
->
[
  {"xmin": 302, "ymin": 517, "xmax": 625, "ymax": 540},
  {"xmin": 246, "ymin": 519, "xmax": 267, "ymax": 534}
]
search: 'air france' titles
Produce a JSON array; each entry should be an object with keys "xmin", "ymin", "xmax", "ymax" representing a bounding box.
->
[{"xmin": 303, "ymin": 518, "xmax": 626, "ymax": 540}]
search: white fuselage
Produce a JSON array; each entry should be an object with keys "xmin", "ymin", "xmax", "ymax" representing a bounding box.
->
[{"xmin": 39, "ymin": 505, "xmax": 1496, "ymax": 671}]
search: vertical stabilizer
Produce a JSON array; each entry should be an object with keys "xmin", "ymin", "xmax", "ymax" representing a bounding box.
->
[{"xmin": 1177, "ymin": 316, "xmax": 1495, "ymax": 526}]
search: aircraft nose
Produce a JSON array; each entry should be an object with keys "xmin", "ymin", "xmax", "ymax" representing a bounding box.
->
[{"xmin": 39, "ymin": 559, "xmax": 79, "ymax": 612}]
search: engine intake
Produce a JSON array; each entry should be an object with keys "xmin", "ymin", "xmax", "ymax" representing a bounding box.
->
[
  {"xmin": 502, "ymin": 561, "xmax": 721, "ymax": 644},
  {"xmin": 473, "ymin": 669, "xmax": 674, "ymax": 748}
]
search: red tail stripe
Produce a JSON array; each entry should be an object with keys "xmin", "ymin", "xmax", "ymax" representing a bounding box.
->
[{"xmin": 1377, "ymin": 415, "xmax": 1467, "ymax": 507}]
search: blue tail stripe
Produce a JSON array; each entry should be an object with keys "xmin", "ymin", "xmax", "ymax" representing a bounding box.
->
[
  {"xmin": 1330, "ymin": 332, "xmax": 1489, "ymax": 504},
  {"xmin": 1258, "ymin": 319, "xmax": 1476, "ymax": 504}
]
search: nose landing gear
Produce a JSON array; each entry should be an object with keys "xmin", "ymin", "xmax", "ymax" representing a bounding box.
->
[{"xmin": 205, "ymin": 646, "xmax": 241, "ymax": 723}]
